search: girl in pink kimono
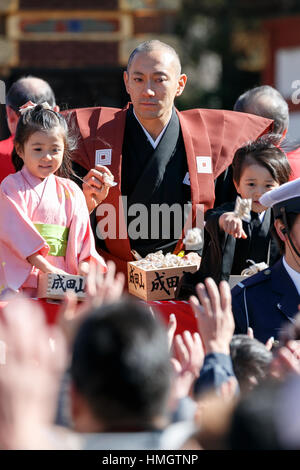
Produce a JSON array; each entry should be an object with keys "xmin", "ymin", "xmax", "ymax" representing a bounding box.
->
[{"xmin": 0, "ymin": 103, "xmax": 107, "ymax": 298}]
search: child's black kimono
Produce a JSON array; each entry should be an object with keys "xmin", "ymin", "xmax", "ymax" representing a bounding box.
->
[
  {"xmin": 198, "ymin": 201, "xmax": 280, "ymax": 284},
  {"xmin": 177, "ymin": 202, "xmax": 281, "ymax": 297}
]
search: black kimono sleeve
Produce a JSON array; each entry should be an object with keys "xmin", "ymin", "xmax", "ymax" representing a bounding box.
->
[
  {"xmin": 176, "ymin": 202, "xmax": 236, "ymax": 297},
  {"xmin": 198, "ymin": 202, "xmax": 236, "ymax": 284}
]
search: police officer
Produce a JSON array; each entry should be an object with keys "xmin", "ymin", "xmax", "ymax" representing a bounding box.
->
[{"xmin": 231, "ymin": 178, "xmax": 300, "ymax": 343}]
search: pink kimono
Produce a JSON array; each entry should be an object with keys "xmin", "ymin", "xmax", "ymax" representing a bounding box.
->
[{"xmin": 0, "ymin": 166, "xmax": 106, "ymax": 297}]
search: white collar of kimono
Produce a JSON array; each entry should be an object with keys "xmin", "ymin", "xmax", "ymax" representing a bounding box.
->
[
  {"xmin": 283, "ymin": 256, "xmax": 300, "ymax": 295},
  {"xmin": 133, "ymin": 109, "xmax": 171, "ymax": 149}
]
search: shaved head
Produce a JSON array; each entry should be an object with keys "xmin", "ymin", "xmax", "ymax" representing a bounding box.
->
[
  {"xmin": 6, "ymin": 75, "xmax": 57, "ymax": 112},
  {"xmin": 16, "ymin": 77, "xmax": 53, "ymax": 97},
  {"xmin": 127, "ymin": 40, "xmax": 182, "ymax": 77},
  {"xmin": 234, "ymin": 85, "xmax": 289, "ymax": 135},
  {"xmin": 6, "ymin": 75, "xmax": 58, "ymax": 135}
]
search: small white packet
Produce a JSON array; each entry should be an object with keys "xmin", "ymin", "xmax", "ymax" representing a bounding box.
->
[
  {"xmin": 234, "ymin": 196, "xmax": 252, "ymax": 223},
  {"xmin": 183, "ymin": 227, "xmax": 203, "ymax": 251}
]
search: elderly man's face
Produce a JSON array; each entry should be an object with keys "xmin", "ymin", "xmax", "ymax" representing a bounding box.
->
[{"xmin": 123, "ymin": 48, "xmax": 186, "ymax": 127}]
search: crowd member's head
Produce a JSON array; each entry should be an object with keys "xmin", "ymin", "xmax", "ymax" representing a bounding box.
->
[
  {"xmin": 227, "ymin": 379, "xmax": 283, "ymax": 449},
  {"xmin": 123, "ymin": 40, "xmax": 187, "ymax": 131},
  {"xmin": 230, "ymin": 335, "xmax": 272, "ymax": 395},
  {"xmin": 232, "ymin": 135, "xmax": 291, "ymax": 213},
  {"xmin": 234, "ymin": 85, "xmax": 289, "ymax": 136},
  {"xmin": 260, "ymin": 178, "xmax": 300, "ymax": 266},
  {"xmin": 13, "ymin": 103, "xmax": 76, "ymax": 178},
  {"xmin": 70, "ymin": 298, "xmax": 172, "ymax": 433},
  {"xmin": 228, "ymin": 375, "xmax": 300, "ymax": 450},
  {"xmin": 6, "ymin": 76, "xmax": 59, "ymax": 136}
]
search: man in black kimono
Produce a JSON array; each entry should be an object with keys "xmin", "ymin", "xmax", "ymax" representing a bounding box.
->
[{"xmin": 70, "ymin": 40, "xmax": 273, "ymax": 274}]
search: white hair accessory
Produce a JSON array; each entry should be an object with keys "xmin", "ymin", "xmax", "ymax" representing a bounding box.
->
[
  {"xmin": 19, "ymin": 101, "xmax": 37, "ymax": 115},
  {"xmin": 19, "ymin": 100, "xmax": 51, "ymax": 115}
]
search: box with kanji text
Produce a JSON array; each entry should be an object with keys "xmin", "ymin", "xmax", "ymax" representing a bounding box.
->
[
  {"xmin": 127, "ymin": 261, "xmax": 198, "ymax": 301},
  {"xmin": 37, "ymin": 273, "xmax": 86, "ymax": 300}
]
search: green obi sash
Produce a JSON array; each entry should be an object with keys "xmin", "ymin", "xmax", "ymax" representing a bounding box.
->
[{"xmin": 34, "ymin": 223, "xmax": 69, "ymax": 257}]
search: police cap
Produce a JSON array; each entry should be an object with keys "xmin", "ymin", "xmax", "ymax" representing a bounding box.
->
[{"xmin": 260, "ymin": 178, "xmax": 300, "ymax": 218}]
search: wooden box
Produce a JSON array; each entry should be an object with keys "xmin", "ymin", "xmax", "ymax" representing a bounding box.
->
[
  {"xmin": 127, "ymin": 261, "xmax": 198, "ymax": 301},
  {"xmin": 37, "ymin": 273, "xmax": 86, "ymax": 300}
]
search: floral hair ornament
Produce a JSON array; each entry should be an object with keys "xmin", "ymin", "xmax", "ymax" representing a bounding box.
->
[
  {"xmin": 19, "ymin": 101, "xmax": 37, "ymax": 115},
  {"xmin": 19, "ymin": 100, "xmax": 51, "ymax": 115}
]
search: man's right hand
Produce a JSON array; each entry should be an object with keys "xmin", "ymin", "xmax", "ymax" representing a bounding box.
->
[{"xmin": 82, "ymin": 165, "xmax": 115, "ymax": 213}]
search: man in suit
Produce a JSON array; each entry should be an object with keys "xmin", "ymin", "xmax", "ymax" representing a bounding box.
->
[
  {"xmin": 70, "ymin": 40, "xmax": 274, "ymax": 274},
  {"xmin": 231, "ymin": 178, "xmax": 300, "ymax": 343}
]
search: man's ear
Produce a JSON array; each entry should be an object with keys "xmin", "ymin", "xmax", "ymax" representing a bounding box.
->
[
  {"xmin": 53, "ymin": 105, "xmax": 60, "ymax": 113},
  {"xmin": 69, "ymin": 382, "xmax": 90, "ymax": 432},
  {"xmin": 70, "ymin": 382, "xmax": 104, "ymax": 433},
  {"xmin": 123, "ymin": 70, "xmax": 129, "ymax": 94},
  {"xmin": 175, "ymin": 74, "xmax": 187, "ymax": 97},
  {"xmin": 274, "ymin": 218, "xmax": 286, "ymax": 242},
  {"xmin": 70, "ymin": 382, "xmax": 80, "ymax": 425},
  {"xmin": 6, "ymin": 105, "xmax": 19, "ymax": 135}
]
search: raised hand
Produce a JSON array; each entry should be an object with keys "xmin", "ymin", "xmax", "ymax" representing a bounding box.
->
[
  {"xmin": 170, "ymin": 330, "xmax": 204, "ymax": 399},
  {"xmin": 0, "ymin": 295, "xmax": 67, "ymax": 449},
  {"xmin": 189, "ymin": 277, "xmax": 235, "ymax": 355}
]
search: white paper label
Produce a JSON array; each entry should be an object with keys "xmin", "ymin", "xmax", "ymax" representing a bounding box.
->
[
  {"xmin": 95, "ymin": 149, "xmax": 112, "ymax": 166},
  {"xmin": 196, "ymin": 156, "xmax": 212, "ymax": 174}
]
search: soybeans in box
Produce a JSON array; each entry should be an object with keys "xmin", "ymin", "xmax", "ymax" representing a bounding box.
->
[
  {"xmin": 127, "ymin": 261, "xmax": 198, "ymax": 301},
  {"xmin": 37, "ymin": 273, "xmax": 86, "ymax": 300}
]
